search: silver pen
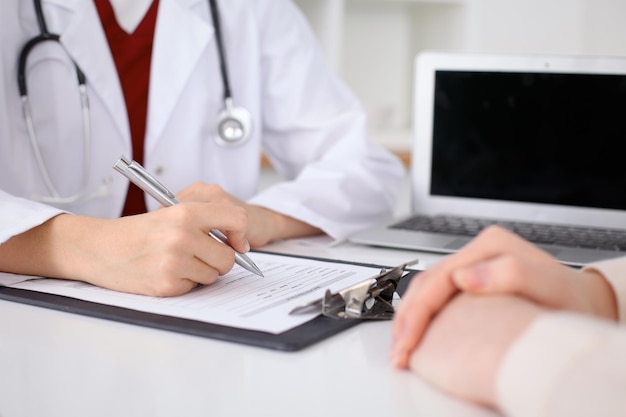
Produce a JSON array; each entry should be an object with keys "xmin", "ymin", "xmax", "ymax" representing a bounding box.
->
[{"xmin": 113, "ymin": 156, "xmax": 264, "ymax": 277}]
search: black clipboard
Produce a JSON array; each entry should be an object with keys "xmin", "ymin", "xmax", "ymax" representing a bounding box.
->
[{"xmin": 0, "ymin": 253, "xmax": 418, "ymax": 352}]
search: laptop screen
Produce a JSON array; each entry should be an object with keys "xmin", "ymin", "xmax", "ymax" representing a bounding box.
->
[{"xmin": 431, "ymin": 70, "xmax": 626, "ymax": 211}]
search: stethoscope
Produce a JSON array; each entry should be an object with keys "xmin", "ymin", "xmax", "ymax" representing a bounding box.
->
[
  {"xmin": 208, "ymin": 0, "xmax": 253, "ymax": 146},
  {"xmin": 18, "ymin": 0, "xmax": 251, "ymax": 205}
]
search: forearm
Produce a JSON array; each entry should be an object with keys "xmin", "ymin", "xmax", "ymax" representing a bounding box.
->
[{"xmin": 0, "ymin": 214, "xmax": 107, "ymax": 281}]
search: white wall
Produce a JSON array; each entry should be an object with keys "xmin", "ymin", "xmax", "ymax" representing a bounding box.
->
[
  {"xmin": 464, "ymin": 0, "xmax": 626, "ymax": 56},
  {"xmin": 295, "ymin": 0, "xmax": 626, "ymax": 151}
]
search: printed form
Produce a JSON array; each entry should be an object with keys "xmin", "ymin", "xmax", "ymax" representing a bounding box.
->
[{"xmin": 4, "ymin": 252, "xmax": 381, "ymax": 334}]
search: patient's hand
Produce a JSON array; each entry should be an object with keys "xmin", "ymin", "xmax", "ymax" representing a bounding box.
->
[
  {"xmin": 409, "ymin": 293, "xmax": 541, "ymax": 408},
  {"xmin": 392, "ymin": 225, "xmax": 618, "ymax": 369}
]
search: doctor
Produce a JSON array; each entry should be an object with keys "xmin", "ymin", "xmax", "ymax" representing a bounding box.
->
[{"xmin": 0, "ymin": 0, "xmax": 404, "ymax": 296}]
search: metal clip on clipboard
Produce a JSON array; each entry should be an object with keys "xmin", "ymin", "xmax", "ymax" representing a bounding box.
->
[{"xmin": 290, "ymin": 259, "xmax": 418, "ymax": 320}]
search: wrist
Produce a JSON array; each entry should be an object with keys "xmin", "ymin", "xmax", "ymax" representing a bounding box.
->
[
  {"xmin": 0, "ymin": 214, "xmax": 106, "ymax": 282},
  {"xmin": 247, "ymin": 205, "xmax": 321, "ymax": 245},
  {"xmin": 581, "ymin": 269, "xmax": 619, "ymax": 321},
  {"xmin": 272, "ymin": 210, "xmax": 321, "ymax": 241},
  {"xmin": 41, "ymin": 214, "xmax": 113, "ymax": 282}
]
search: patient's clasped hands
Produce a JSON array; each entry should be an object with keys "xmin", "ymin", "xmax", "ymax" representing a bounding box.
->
[{"xmin": 391, "ymin": 226, "xmax": 619, "ymax": 408}]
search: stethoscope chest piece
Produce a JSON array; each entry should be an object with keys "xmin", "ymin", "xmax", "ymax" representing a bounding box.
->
[{"xmin": 216, "ymin": 97, "xmax": 252, "ymax": 146}]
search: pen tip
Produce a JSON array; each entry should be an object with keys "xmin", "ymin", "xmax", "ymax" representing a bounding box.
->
[
  {"xmin": 250, "ymin": 263, "xmax": 264, "ymax": 278},
  {"xmin": 248, "ymin": 264, "xmax": 264, "ymax": 278}
]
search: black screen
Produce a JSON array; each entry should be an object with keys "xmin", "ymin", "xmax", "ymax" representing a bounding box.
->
[{"xmin": 431, "ymin": 70, "xmax": 626, "ymax": 210}]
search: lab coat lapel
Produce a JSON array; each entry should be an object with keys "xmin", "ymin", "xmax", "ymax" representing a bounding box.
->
[
  {"xmin": 146, "ymin": 0, "xmax": 213, "ymax": 153},
  {"xmin": 48, "ymin": 0, "xmax": 130, "ymax": 147}
]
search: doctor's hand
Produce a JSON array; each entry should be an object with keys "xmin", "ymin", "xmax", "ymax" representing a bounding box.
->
[
  {"xmin": 85, "ymin": 203, "xmax": 249, "ymax": 296},
  {"xmin": 176, "ymin": 182, "xmax": 321, "ymax": 247},
  {"xmin": 391, "ymin": 225, "xmax": 618, "ymax": 369},
  {"xmin": 409, "ymin": 293, "xmax": 542, "ymax": 408},
  {"xmin": 0, "ymin": 203, "xmax": 249, "ymax": 297}
]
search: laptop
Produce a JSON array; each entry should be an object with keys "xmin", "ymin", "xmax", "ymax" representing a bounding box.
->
[{"xmin": 351, "ymin": 51, "xmax": 626, "ymax": 266}]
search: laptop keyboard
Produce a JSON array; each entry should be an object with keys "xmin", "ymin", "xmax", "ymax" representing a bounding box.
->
[{"xmin": 390, "ymin": 214, "xmax": 626, "ymax": 251}]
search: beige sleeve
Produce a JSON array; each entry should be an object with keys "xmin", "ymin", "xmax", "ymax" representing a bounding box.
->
[{"xmin": 496, "ymin": 312, "xmax": 626, "ymax": 417}]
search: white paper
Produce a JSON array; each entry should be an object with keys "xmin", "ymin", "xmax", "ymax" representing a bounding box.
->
[
  {"xmin": 8, "ymin": 252, "xmax": 380, "ymax": 334},
  {"xmin": 0, "ymin": 272, "xmax": 40, "ymax": 287}
]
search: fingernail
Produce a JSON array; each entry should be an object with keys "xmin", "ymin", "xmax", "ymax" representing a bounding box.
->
[
  {"xmin": 391, "ymin": 345, "xmax": 408, "ymax": 368},
  {"xmin": 244, "ymin": 240, "xmax": 251, "ymax": 252},
  {"xmin": 390, "ymin": 326, "xmax": 409, "ymax": 367}
]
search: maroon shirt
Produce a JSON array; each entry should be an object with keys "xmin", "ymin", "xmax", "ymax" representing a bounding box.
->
[{"xmin": 95, "ymin": 0, "xmax": 160, "ymax": 216}]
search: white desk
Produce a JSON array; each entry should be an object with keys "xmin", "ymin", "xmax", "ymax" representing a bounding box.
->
[{"xmin": 0, "ymin": 239, "xmax": 500, "ymax": 417}]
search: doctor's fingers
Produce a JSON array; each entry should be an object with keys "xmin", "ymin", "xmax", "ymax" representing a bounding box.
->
[
  {"xmin": 135, "ymin": 231, "xmax": 236, "ymax": 297},
  {"xmin": 391, "ymin": 226, "xmax": 555, "ymax": 368},
  {"xmin": 167, "ymin": 243, "xmax": 234, "ymax": 286},
  {"xmin": 176, "ymin": 182, "xmax": 243, "ymax": 206},
  {"xmin": 188, "ymin": 229, "xmax": 239, "ymax": 276},
  {"xmin": 166, "ymin": 202, "xmax": 251, "ymax": 254},
  {"xmin": 140, "ymin": 258, "xmax": 221, "ymax": 297}
]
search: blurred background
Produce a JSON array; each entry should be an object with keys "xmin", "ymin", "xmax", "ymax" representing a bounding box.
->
[{"xmin": 294, "ymin": 0, "xmax": 626, "ymax": 161}]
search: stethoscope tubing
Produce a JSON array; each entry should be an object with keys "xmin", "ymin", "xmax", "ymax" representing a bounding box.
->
[
  {"xmin": 208, "ymin": 0, "xmax": 232, "ymax": 101},
  {"xmin": 18, "ymin": 0, "xmax": 93, "ymax": 204},
  {"xmin": 17, "ymin": 0, "xmax": 251, "ymax": 205}
]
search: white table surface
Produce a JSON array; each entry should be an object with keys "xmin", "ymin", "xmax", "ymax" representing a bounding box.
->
[
  {"xmin": 1, "ymin": 170, "xmax": 501, "ymax": 417},
  {"xmin": 0, "ymin": 238, "xmax": 500, "ymax": 417}
]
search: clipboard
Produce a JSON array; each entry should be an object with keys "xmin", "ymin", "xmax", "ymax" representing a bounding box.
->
[{"xmin": 0, "ymin": 254, "xmax": 418, "ymax": 352}]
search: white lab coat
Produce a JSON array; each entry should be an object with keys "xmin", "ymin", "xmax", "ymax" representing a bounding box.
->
[{"xmin": 0, "ymin": 0, "xmax": 405, "ymax": 244}]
